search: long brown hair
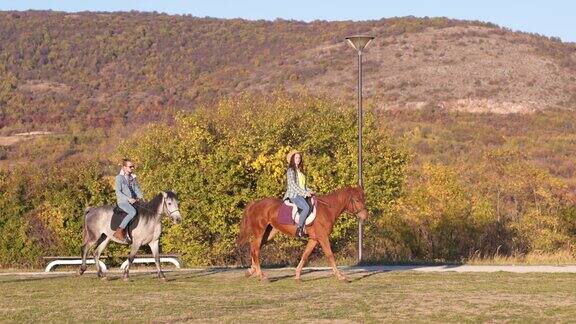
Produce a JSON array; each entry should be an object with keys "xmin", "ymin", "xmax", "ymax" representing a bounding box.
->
[{"xmin": 289, "ymin": 153, "xmax": 304, "ymax": 172}]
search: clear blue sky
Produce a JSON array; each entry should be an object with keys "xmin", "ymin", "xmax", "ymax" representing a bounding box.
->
[{"xmin": 1, "ymin": 0, "xmax": 574, "ymax": 42}]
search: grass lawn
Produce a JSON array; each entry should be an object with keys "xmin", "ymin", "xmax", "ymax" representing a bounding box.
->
[{"xmin": 1, "ymin": 269, "xmax": 575, "ymax": 322}]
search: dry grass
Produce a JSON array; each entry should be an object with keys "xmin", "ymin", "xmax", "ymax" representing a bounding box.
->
[
  {"xmin": 251, "ymin": 25, "xmax": 576, "ymax": 114},
  {"xmin": 0, "ymin": 132, "xmax": 53, "ymax": 146},
  {"xmin": 0, "ymin": 136, "xmax": 25, "ymax": 146},
  {"xmin": 467, "ymin": 250, "xmax": 576, "ymax": 265},
  {"xmin": 1, "ymin": 269, "xmax": 575, "ymax": 322}
]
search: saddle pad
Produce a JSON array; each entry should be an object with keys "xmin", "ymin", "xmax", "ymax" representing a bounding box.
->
[
  {"xmin": 110, "ymin": 206, "xmax": 140, "ymax": 231},
  {"xmin": 277, "ymin": 198, "xmax": 317, "ymax": 225},
  {"xmin": 278, "ymin": 204, "xmax": 294, "ymax": 225}
]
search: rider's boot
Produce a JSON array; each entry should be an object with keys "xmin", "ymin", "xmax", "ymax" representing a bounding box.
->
[{"xmin": 113, "ymin": 228, "xmax": 127, "ymax": 242}]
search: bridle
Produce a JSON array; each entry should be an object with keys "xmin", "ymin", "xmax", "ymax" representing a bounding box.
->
[
  {"xmin": 163, "ymin": 197, "xmax": 180, "ymax": 218},
  {"xmin": 349, "ymin": 196, "xmax": 367, "ymax": 215}
]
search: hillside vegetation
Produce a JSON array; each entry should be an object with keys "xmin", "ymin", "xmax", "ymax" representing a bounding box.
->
[{"xmin": 1, "ymin": 11, "xmax": 575, "ymax": 133}]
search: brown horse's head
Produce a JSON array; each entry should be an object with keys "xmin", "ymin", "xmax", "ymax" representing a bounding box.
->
[{"xmin": 346, "ymin": 186, "xmax": 368, "ymax": 221}]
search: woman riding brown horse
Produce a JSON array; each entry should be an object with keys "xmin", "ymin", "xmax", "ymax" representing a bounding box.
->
[{"xmin": 237, "ymin": 186, "xmax": 368, "ymax": 283}]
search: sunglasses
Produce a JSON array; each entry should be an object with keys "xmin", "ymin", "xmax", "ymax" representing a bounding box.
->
[{"xmin": 126, "ymin": 165, "xmax": 135, "ymax": 169}]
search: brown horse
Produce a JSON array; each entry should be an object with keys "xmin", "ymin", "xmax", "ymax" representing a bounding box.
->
[{"xmin": 237, "ymin": 186, "xmax": 368, "ymax": 283}]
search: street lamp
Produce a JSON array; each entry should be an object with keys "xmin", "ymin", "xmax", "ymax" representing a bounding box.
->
[{"xmin": 346, "ymin": 35, "xmax": 374, "ymax": 263}]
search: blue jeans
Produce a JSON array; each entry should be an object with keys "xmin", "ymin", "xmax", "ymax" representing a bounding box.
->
[
  {"xmin": 289, "ymin": 195, "xmax": 311, "ymax": 227},
  {"xmin": 118, "ymin": 202, "xmax": 137, "ymax": 229}
]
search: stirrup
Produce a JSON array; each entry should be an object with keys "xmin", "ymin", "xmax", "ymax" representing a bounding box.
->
[
  {"xmin": 125, "ymin": 232, "xmax": 132, "ymax": 243},
  {"xmin": 296, "ymin": 226, "xmax": 305, "ymax": 238}
]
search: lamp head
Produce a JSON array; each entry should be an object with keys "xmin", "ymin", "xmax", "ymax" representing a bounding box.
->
[{"xmin": 346, "ymin": 35, "xmax": 375, "ymax": 53}]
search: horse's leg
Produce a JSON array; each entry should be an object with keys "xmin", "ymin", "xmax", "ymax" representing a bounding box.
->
[
  {"xmin": 260, "ymin": 225, "xmax": 275, "ymax": 246},
  {"xmin": 93, "ymin": 235, "xmax": 110, "ymax": 280},
  {"xmin": 123, "ymin": 243, "xmax": 141, "ymax": 282},
  {"xmin": 244, "ymin": 244, "xmax": 256, "ymax": 278},
  {"xmin": 267, "ymin": 227, "xmax": 279, "ymax": 242},
  {"xmin": 318, "ymin": 237, "xmax": 348, "ymax": 282},
  {"xmin": 78, "ymin": 242, "xmax": 93, "ymax": 275},
  {"xmin": 295, "ymin": 239, "xmax": 318, "ymax": 283},
  {"xmin": 245, "ymin": 263, "xmax": 256, "ymax": 278},
  {"xmin": 149, "ymin": 239, "xmax": 165, "ymax": 282},
  {"xmin": 78, "ymin": 233, "xmax": 103, "ymax": 275},
  {"xmin": 250, "ymin": 230, "xmax": 268, "ymax": 283}
]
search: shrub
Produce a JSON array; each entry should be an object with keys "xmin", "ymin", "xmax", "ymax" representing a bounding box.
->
[{"xmin": 118, "ymin": 93, "xmax": 408, "ymax": 265}]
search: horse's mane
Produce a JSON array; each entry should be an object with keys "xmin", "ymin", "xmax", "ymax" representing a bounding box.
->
[
  {"xmin": 165, "ymin": 191, "xmax": 178, "ymax": 200},
  {"xmin": 135, "ymin": 192, "xmax": 168, "ymax": 220},
  {"xmin": 319, "ymin": 186, "xmax": 357, "ymax": 202}
]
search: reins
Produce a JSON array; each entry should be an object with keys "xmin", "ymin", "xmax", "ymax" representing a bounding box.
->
[
  {"xmin": 314, "ymin": 193, "xmax": 367, "ymax": 215},
  {"xmin": 315, "ymin": 197, "xmax": 330, "ymax": 205},
  {"xmin": 135, "ymin": 194, "xmax": 180, "ymax": 217}
]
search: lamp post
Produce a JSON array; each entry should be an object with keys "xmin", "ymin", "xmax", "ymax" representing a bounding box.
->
[{"xmin": 346, "ymin": 35, "xmax": 374, "ymax": 263}]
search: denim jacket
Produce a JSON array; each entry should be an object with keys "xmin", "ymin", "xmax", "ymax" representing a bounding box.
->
[
  {"xmin": 115, "ymin": 169, "xmax": 144, "ymax": 204},
  {"xmin": 283, "ymin": 168, "xmax": 312, "ymax": 200}
]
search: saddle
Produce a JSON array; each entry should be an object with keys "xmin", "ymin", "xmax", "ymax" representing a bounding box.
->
[
  {"xmin": 110, "ymin": 205, "xmax": 141, "ymax": 231},
  {"xmin": 277, "ymin": 197, "xmax": 317, "ymax": 225}
]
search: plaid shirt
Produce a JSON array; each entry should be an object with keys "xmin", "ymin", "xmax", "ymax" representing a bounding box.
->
[{"xmin": 283, "ymin": 168, "xmax": 312, "ymax": 200}]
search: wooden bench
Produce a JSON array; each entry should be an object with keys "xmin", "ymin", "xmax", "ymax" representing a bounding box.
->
[
  {"xmin": 120, "ymin": 254, "xmax": 182, "ymax": 270},
  {"xmin": 43, "ymin": 256, "xmax": 108, "ymax": 273}
]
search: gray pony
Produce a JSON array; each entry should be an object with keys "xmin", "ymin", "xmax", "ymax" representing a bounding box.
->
[{"xmin": 78, "ymin": 191, "xmax": 182, "ymax": 281}]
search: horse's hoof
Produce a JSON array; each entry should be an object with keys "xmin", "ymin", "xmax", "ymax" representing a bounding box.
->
[
  {"xmin": 77, "ymin": 268, "xmax": 85, "ymax": 276},
  {"xmin": 245, "ymin": 269, "xmax": 253, "ymax": 278},
  {"xmin": 338, "ymin": 277, "xmax": 350, "ymax": 284},
  {"xmin": 260, "ymin": 277, "xmax": 269, "ymax": 284},
  {"xmin": 159, "ymin": 277, "xmax": 167, "ymax": 282},
  {"xmin": 295, "ymin": 278, "xmax": 302, "ymax": 284},
  {"xmin": 122, "ymin": 277, "xmax": 130, "ymax": 282}
]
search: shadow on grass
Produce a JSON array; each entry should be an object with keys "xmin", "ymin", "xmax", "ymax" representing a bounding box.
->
[
  {"xmin": 0, "ymin": 268, "xmax": 234, "ymax": 284},
  {"xmin": 267, "ymin": 269, "xmax": 321, "ymax": 283},
  {"xmin": 168, "ymin": 268, "xmax": 235, "ymax": 281},
  {"xmin": 298, "ymin": 269, "xmax": 394, "ymax": 283},
  {"xmin": 348, "ymin": 270, "xmax": 391, "ymax": 283},
  {"xmin": 0, "ymin": 264, "xmax": 472, "ymax": 285},
  {"xmin": 0, "ymin": 274, "xmax": 72, "ymax": 284},
  {"xmin": 254, "ymin": 267, "xmax": 401, "ymax": 284},
  {"xmin": 280, "ymin": 267, "xmax": 413, "ymax": 284}
]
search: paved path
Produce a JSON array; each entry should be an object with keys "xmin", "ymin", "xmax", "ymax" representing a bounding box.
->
[
  {"xmin": 341, "ymin": 265, "xmax": 576, "ymax": 273},
  {"xmin": 2, "ymin": 265, "xmax": 576, "ymax": 277}
]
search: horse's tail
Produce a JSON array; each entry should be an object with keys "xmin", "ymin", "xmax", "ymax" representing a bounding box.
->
[
  {"xmin": 82, "ymin": 207, "xmax": 92, "ymax": 242},
  {"xmin": 236, "ymin": 202, "xmax": 255, "ymax": 247}
]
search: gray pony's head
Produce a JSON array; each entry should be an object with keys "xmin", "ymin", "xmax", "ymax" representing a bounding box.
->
[{"xmin": 161, "ymin": 191, "xmax": 182, "ymax": 224}]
